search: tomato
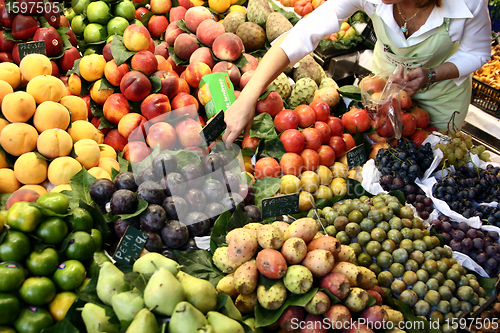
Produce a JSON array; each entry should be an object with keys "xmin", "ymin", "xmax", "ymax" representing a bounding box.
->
[
  {"xmin": 0, "ymin": 262, "xmax": 25, "ymax": 292},
  {"xmin": 19, "ymin": 277, "xmax": 56, "ymax": 306},
  {"xmin": 25, "ymin": 248, "xmax": 59, "ymax": 276},
  {"xmin": 36, "ymin": 192, "xmax": 70, "ymax": 214},
  {"xmin": 91, "ymin": 228, "xmax": 103, "ymax": 251},
  {"xmin": 53, "ymin": 260, "xmax": 87, "ymax": 291},
  {"xmin": 14, "ymin": 307, "xmax": 54, "ymax": 333},
  {"xmin": 35, "ymin": 217, "xmax": 69, "ymax": 245},
  {"xmin": 294, "ymin": 0, "xmax": 313, "ymax": 16},
  {"xmin": 65, "ymin": 231, "xmax": 96, "ymax": 261},
  {"xmin": 65, "ymin": 207, "xmax": 93, "ymax": 233},
  {"xmin": 6, "ymin": 202, "xmax": 42, "ymax": 233},
  {"xmin": 48, "ymin": 292, "xmax": 77, "ymax": 322},
  {"xmin": 0, "ymin": 230, "xmax": 31, "ymax": 262},
  {"xmin": 0, "ymin": 293, "xmax": 20, "ymax": 325}
]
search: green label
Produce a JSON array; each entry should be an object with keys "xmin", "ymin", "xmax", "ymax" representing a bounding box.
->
[
  {"xmin": 18, "ymin": 41, "xmax": 46, "ymax": 61},
  {"xmin": 198, "ymin": 73, "xmax": 236, "ymax": 119},
  {"xmin": 262, "ymin": 193, "xmax": 300, "ymax": 219},
  {"xmin": 200, "ymin": 110, "xmax": 226, "ymax": 146},
  {"xmin": 113, "ymin": 226, "xmax": 149, "ymax": 264},
  {"xmin": 347, "ymin": 144, "xmax": 367, "ymax": 169}
]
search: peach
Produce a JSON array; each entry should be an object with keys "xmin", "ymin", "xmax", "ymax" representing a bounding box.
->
[
  {"xmin": 1, "ymin": 91, "xmax": 36, "ymax": 123},
  {"xmin": 175, "ymin": 117, "xmax": 203, "ymax": 147},
  {"xmin": 123, "ymin": 141, "xmax": 151, "ymax": 163},
  {"xmin": 154, "ymin": 70, "xmax": 179, "ymax": 99},
  {"xmin": 154, "ymin": 42, "xmax": 169, "ymax": 59},
  {"xmin": 0, "ymin": 62, "xmax": 21, "ymax": 89},
  {"xmin": 141, "ymin": 93, "xmax": 172, "ymax": 121},
  {"xmin": 156, "ymin": 55, "xmax": 173, "ymax": 72},
  {"xmin": 148, "ymin": 38, "xmax": 155, "ymax": 53},
  {"xmin": 169, "ymin": 6, "xmax": 187, "ymax": 22},
  {"xmin": 167, "ymin": 56, "xmax": 186, "ymax": 76},
  {"xmin": 103, "ymin": 93, "xmax": 131, "ymax": 124},
  {"xmin": 131, "ymin": 50, "xmax": 158, "ymax": 76},
  {"xmin": 67, "ymin": 120, "xmax": 100, "ymax": 142},
  {"xmin": 0, "ymin": 80, "xmax": 13, "ymax": 106},
  {"xmin": 171, "ymin": 92, "xmax": 199, "ymax": 118},
  {"xmin": 26, "ymin": 75, "xmax": 66, "ymax": 104},
  {"xmin": 37, "ymin": 128, "xmax": 73, "ymax": 159},
  {"xmin": 102, "ymin": 42, "xmax": 113, "ymax": 61},
  {"xmin": 185, "ymin": 62, "xmax": 211, "ymax": 88},
  {"xmin": 212, "ymin": 61, "xmax": 240, "ymax": 87},
  {"xmin": 68, "ymin": 73, "xmax": 81, "ymax": 95},
  {"xmin": 90, "ymin": 79, "xmax": 114, "ymax": 105},
  {"xmin": 256, "ymin": 91, "xmax": 283, "ymax": 118},
  {"xmin": 146, "ymin": 122, "xmax": 176, "ymax": 150},
  {"xmin": 88, "ymin": 166, "xmax": 112, "ymax": 180},
  {"xmin": 5, "ymin": 188, "xmax": 40, "ymax": 208},
  {"xmin": 239, "ymin": 70, "xmax": 254, "ymax": 89},
  {"xmin": 196, "ymin": 19, "xmax": 224, "ymax": 47},
  {"xmin": 118, "ymin": 113, "xmax": 148, "ymax": 140},
  {"xmin": 189, "ymin": 47, "xmax": 216, "ymax": 68},
  {"xmin": 120, "ymin": 70, "xmax": 151, "ymax": 102},
  {"xmin": 148, "ymin": 15, "xmax": 169, "ymax": 39},
  {"xmin": 98, "ymin": 157, "xmax": 120, "ymax": 177},
  {"xmin": 184, "ymin": 7, "xmax": 212, "ymax": 32},
  {"xmin": 60, "ymin": 95, "xmax": 88, "ymax": 122},
  {"xmin": 177, "ymin": 78, "xmax": 190, "ymax": 94},
  {"xmin": 104, "ymin": 129, "xmax": 128, "ymax": 152},
  {"xmin": 79, "ymin": 54, "xmax": 106, "ymax": 82},
  {"xmin": 104, "ymin": 60, "xmax": 130, "ymax": 87},
  {"xmin": 178, "ymin": 0, "xmax": 193, "ymax": 9},
  {"xmin": 19, "ymin": 53, "xmax": 52, "ymax": 81},
  {"xmin": 212, "ymin": 33, "xmax": 244, "ymax": 61},
  {"xmin": 173, "ymin": 33, "xmax": 200, "ymax": 60},
  {"xmin": 0, "ymin": 123, "xmax": 38, "ymax": 156},
  {"xmin": 166, "ymin": 27, "xmax": 185, "ymax": 47},
  {"xmin": 74, "ymin": 138, "xmax": 101, "ymax": 169},
  {"xmin": 33, "ymin": 101, "xmax": 71, "ymax": 133},
  {"xmin": 240, "ymin": 53, "xmax": 259, "ymax": 73},
  {"xmin": 123, "ymin": 24, "xmax": 151, "ymax": 52},
  {"xmin": 150, "ymin": 0, "xmax": 172, "ymax": 15}
]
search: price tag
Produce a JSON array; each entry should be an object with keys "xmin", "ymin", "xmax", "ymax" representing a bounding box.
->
[
  {"xmin": 113, "ymin": 226, "xmax": 149, "ymax": 265},
  {"xmin": 346, "ymin": 144, "xmax": 367, "ymax": 169},
  {"xmin": 200, "ymin": 110, "xmax": 226, "ymax": 146},
  {"xmin": 18, "ymin": 41, "xmax": 46, "ymax": 61},
  {"xmin": 262, "ymin": 193, "xmax": 300, "ymax": 219}
]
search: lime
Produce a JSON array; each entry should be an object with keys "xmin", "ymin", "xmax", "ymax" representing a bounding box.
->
[
  {"xmin": 53, "ymin": 260, "xmax": 86, "ymax": 291},
  {"xmin": 19, "ymin": 277, "xmax": 56, "ymax": 306},
  {"xmin": 48, "ymin": 292, "xmax": 77, "ymax": 322},
  {"xmin": 25, "ymin": 248, "xmax": 59, "ymax": 276},
  {"xmin": 0, "ymin": 262, "xmax": 25, "ymax": 292},
  {"xmin": 14, "ymin": 307, "xmax": 54, "ymax": 333},
  {"xmin": 0, "ymin": 293, "xmax": 21, "ymax": 325},
  {"xmin": 6, "ymin": 202, "xmax": 42, "ymax": 233},
  {"xmin": 65, "ymin": 231, "xmax": 96, "ymax": 261},
  {"xmin": 65, "ymin": 207, "xmax": 93, "ymax": 233},
  {"xmin": 0, "ymin": 230, "xmax": 30, "ymax": 262},
  {"xmin": 36, "ymin": 192, "xmax": 70, "ymax": 214},
  {"xmin": 35, "ymin": 217, "xmax": 68, "ymax": 245},
  {"xmin": 91, "ymin": 228, "xmax": 103, "ymax": 251}
]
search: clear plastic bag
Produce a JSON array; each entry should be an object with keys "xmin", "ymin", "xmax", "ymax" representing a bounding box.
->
[{"xmin": 360, "ymin": 66, "xmax": 407, "ymax": 140}]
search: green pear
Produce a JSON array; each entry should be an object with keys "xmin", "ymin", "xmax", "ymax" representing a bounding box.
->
[
  {"xmin": 176, "ymin": 271, "xmax": 217, "ymax": 314},
  {"xmin": 144, "ymin": 267, "xmax": 185, "ymax": 316},
  {"xmin": 199, "ymin": 325, "xmax": 216, "ymax": 333},
  {"xmin": 168, "ymin": 301, "xmax": 208, "ymax": 333},
  {"xmin": 221, "ymin": 297, "xmax": 242, "ymax": 322},
  {"xmin": 111, "ymin": 289, "xmax": 144, "ymax": 322},
  {"xmin": 126, "ymin": 308, "xmax": 158, "ymax": 333},
  {"xmin": 96, "ymin": 262, "xmax": 132, "ymax": 305},
  {"xmin": 81, "ymin": 303, "xmax": 120, "ymax": 333},
  {"xmin": 207, "ymin": 311, "xmax": 245, "ymax": 333},
  {"xmin": 244, "ymin": 317, "xmax": 264, "ymax": 333},
  {"xmin": 133, "ymin": 252, "xmax": 180, "ymax": 276}
]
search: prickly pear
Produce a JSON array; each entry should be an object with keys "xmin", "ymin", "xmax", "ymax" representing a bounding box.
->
[
  {"xmin": 213, "ymin": 247, "xmax": 240, "ymax": 274},
  {"xmin": 283, "ymin": 265, "xmax": 313, "ymax": 294},
  {"xmin": 304, "ymin": 291, "xmax": 330, "ymax": 315},
  {"xmin": 319, "ymin": 272, "xmax": 350, "ymax": 300},
  {"xmin": 281, "ymin": 237, "xmax": 308, "ymax": 265},
  {"xmin": 360, "ymin": 305, "xmax": 389, "ymax": 329},
  {"xmin": 336, "ymin": 244, "xmax": 356, "ymax": 263},
  {"xmin": 331, "ymin": 262, "xmax": 361, "ymax": 287},
  {"xmin": 235, "ymin": 291, "xmax": 257, "ymax": 314},
  {"xmin": 343, "ymin": 287, "xmax": 369, "ymax": 313},
  {"xmin": 323, "ymin": 304, "xmax": 351, "ymax": 330},
  {"xmin": 272, "ymin": 221, "xmax": 290, "ymax": 235},
  {"xmin": 367, "ymin": 290, "xmax": 383, "ymax": 305},
  {"xmin": 256, "ymin": 248, "xmax": 288, "ymax": 279},
  {"xmin": 301, "ymin": 313, "xmax": 327, "ymax": 333},
  {"xmin": 357, "ymin": 266, "xmax": 377, "ymax": 290},
  {"xmin": 257, "ymin": 224, "xmax": 284, "ymax": 249},
  {"xmin": 244, "ymin": 223, "xmax": 263, "ymax": 233},
  {"xmin": 256, "ymin": 280, "xmax": 287, "ymax": 310},
  {"xmin": 234, "ymin": 260, "xmax": 258, "ymax": 295},
  {"xmin": 301, "ymin": 249, "xmax": 335, "ymax": 277},
  {"xmin": 227, "ymin": 229, "xmax": 258, "ymax": 267},
  {"xmin": 284, "ymin": 218, "xmax": 318, "ymax": 243},
  {"xmin": 307, "ymin": 235, "xmax": 341, "ymax": 257},
  {"xmin": 216, "ymin": 274, "xmax": 238, "ymax": 298},
  {"xmin": 343, "ymin": 322, "xmax": 374, "ymax": 333},
  {"xmin": 278, "ymin": 306, "xmax": 305, "ymax": 332}
]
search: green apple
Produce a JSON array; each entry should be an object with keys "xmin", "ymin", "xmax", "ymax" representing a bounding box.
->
[
  {"xmin": 71, "ymin": 0, "xmax": 91, "ymax": 15},
  {"xmin": 84, "ymin": 23, "xmax": 107, "ymax": 44},
  {"xmin": 113, "ymin": 0, "xmax": 136, "ymax": 21},
  {"xmin": 107, "ymin": 17, "xmax": 129, "ymax": 36},
  {"xmin": 130, "ymin": 19, "xmax": 144, "ymax": 27},
  {"xmin": 64, "ymin": 7, "xmax": 76, "ymax": 22},
  {"xmin": 71, "ymin": 15, "xmax": 88, "ymax": 36},
  {"xmin": 86, "ymin": 1, "xmax": 113, "ymax": 25}
]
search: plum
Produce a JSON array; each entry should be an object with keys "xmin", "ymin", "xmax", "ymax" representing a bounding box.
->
[
  {"xmin": 222, "ymin": 170, "xmax": 240, "ymax": 192},
  {"xmin": 201, "ymin": 153, "xmax": 223, "ymax": 174},
  {"xmin": 114, "ymin": 171, "xmax": 138, "ymax": 192},
  {"xmin": 178, "ymin": 238, "xmax": 199, "ymax": 251},
  {"xmin": 184, "ymin": 211, "xmax": 210, "ymax": 236},
  {"xmin": 180, "ymin": 163, "xmax": 205, "ymax": 188},
  {"xmin": 89, "ymin": 179, "xmax": 116, "ymax": 205},
  {"xmin": 220, "ymin": 192, "xmax": 244, "ymax": 213},
  {"xmin": 140, "ymin": 204, "xmax": 167, "ymax": 231},
  {"xmin": 162, "ymin": 247, "xmax": 177, "ymax": 261},
  {"xmin": 244, "ymin": 205, "xmax": 262, "ymax": 222},
  {"xmin": 110, "ymin": 189, "xmax": 138, "ymax": 214},
  {"xmin": 152, "ymin": 152, "xmax": 177, "ymax": 179},
  {"xmin": 204, "ymin": 202, "xmax": 225, "ymax": 224},
  {"xmin": 161, "ymin": 172, "xmax": 187, "ymax": 197},
  {"xmin": 238, "ymin": 183, "xmax": 255, "ymax": 205},
  {"xmin": 137, "ymin": 167, "xmax": 157, "ymax": 185},
  {"xmin": 161, "ymin": 220, "xmax": 189, "ymax": 249},
  {"xmin": 162, "ymin": 195, "xmax": 189, "ymax": 221},
  {"xmin": 184, "ymin": 188, "xmax": 207, "ymax": 212},
  {"xmin": 202, "ymin": 179, "xmax": 225, "ymax": 203},
  {"xmin": 137, "ymin": 180, "xmax": 165, "ymax": 205},
  {"xmin": 114, "ymin": 217, "xmax": 140, "ymax": 238},
  {"xmin": 143, "ymin": 230, "xmax": 163, "ymax": 252}
]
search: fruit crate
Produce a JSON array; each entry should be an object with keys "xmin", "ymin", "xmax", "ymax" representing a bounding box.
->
[
  {"xmin": 457, "ymin": 278, "xmax": 500, "ymax": 333},
  {"xmin": 471, "ymin": 78, "xmax": 500, "ymax": 116}
]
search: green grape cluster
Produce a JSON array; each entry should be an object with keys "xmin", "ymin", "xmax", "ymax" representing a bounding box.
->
[{"xmin": 435, "ymin": 130, "xmax": 490, "ymax": 168}]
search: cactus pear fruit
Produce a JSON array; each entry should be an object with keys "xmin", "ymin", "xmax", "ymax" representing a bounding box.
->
[
  {"xmin": 386, "ymin": 309, "xmax": 404, "ymax": 325},
  {"xmin": 226, "ymin": 228, "xmax": 256, "ymax": 244},
  {"xmin": 227, "ymin": 229, "xmax": 258, "ymax": 267},
  {"xmin": 312, "ymin": 232, "xmax": 324, "ymax": 240},
  {"xmin": 284, "ymin": 217, "xmax": 318, "ymax": 243},
  {"xmin": 281, "ymin": 237, "xmax": 308, "ymax": 265},
  {"xmin": 357, "ymin": 266, "xmax": 377, "ymax": 290},
  {"xmin": 319, "ymin": 272, "xmax": 351, "ymax": 300},
  {"xmin": 278, "ymin": 306, "xmax": 305, "ymax": 333},
  {"xmin": 367, "ymin": 290, "xmax": 383, "ymax": 305},
  {"xmin": 213, "ymin": 247, "xmax": 240, "ymax": 273},
  {"xmin": 331, "ymin": 262, "xmax": 362, "ymax": 287},
  {"xmin": 244, "ymin": 223, "xmax": 263, "ymax": 233},
  {"xmin": 216, "ymin": 274, "xmax": 238, "ymax": 299},
  {"xmin": 234, "ymin": 260, "xmax": 258, "ymax": 295},
  {"xmin": 336, "ymin": 244, "xmax": 356, "ymax": 263},
  {"xmin": 301, "ymin": 313, "xmax": 327, "ymax": 333},
  {"xmin": 283, "ymin": 265, "xmax": 313, "ymax": 294},
  {"xmin": 371, "ymin": 286, "xmax": 386, "ymax": 299},
  {"xmin": 257, "ymin": 280, "xmax": 287, "ymax": 310},
  {"xmin": 343, "ymin": 322, "xmax": 375, "ymax": 333},
  {"xmin": 307, "ymin": 236, "xmax": 341, "ymax": 257},
  {"xmin": 235, "ymin": 292, "xmax": 257, "ymax": 314},
  {"xmin": 301, "ymin": 249, "xmax": 335, "ymax": 278},
  {"xmin": 257, "ymin": 224, "xmax": 284, "ymax": 249},
  {"xmin": 304, "ymin": 291, "xmax": 330, "ymax": 315},
  {"xmin": 256, "ymin": 248, "xmax": 288, "ymax": 279},
  {"xmin": 360, "ymin": 305, "xmax": 389, "ymax": 329},
  {"xmin": 343, "ymin": 287, "xmax": 369, "ymax": 313},
  {"xmin": 272, "ymin": 221, "xmax": 290, "ymax": 235},
  {"xmin": 323, "ymin": 304, "xmax": 351, "ymax": 330}
]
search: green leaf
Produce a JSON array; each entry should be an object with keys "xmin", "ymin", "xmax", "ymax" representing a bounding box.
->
[
  {"xmin": 253, "ymin": 177, "xmax": 282, "ymax": 207},
  {"xmin": 167, "ymin": 46, "xmax": 189, "ymax": 67},
  {"xmin": 78, "ymin": 274, "xmax": 103, "ymax": 305},
  {"xmin": 268, "ymin": 0, "xmax": 300, "ymax": 25},
  {"xmin": 123, "ymin": 272, "xmax": 152, "ymax": 294},
  {"xmin": 232, "ymin": 53, "xmax": 249, "ymax": 68},
  {"xmin": 210, "ymin": 210, "xmax": 231, "ymax": 253},
  {"xmin": 2, "ymin": 30, "xmax": 24, "ymax": 42},
  {"xmin": 338, "ymin": 85, "xmax": 361, "ymax": 101},
  {"xmin": 257, "ymin": 84, "xmax": 276, "ymax": 101},
  {"xmin": 28, "ymin": 203, "xmax": 71, "ymax": 217},
  {"xmin": 345, "ymin": 178, "xmax": 372, "ymax": 199},
  {"xmin": 69, "ymin": 168, "xmax": 97, "ymax": 206},
  {"xmin": 118, "ymin": 155, "xmax": 131, "ymax": 173},
  {"xmin": 389, "ymin": 190, "xmax": 405, "ymax": 205},
  {"xmin": 314, "ymin": 198, "xmax": 333, "ymax": 210},
  {"xmin": 100, "ymin": 76, "xmax": 117, "ymax": 91},
  {"xmin": 0, "ymin": 193, "xmax": 11, "ymax": 210},
  {"xmin": 99, "ymin": 116, "xmax": 117, "ymax": 130},
  {"xmin": 227, "ymin": 205, "xmax": 253, "ymax": 232},
  {"xmin": 255, "ymin": 138, "xmax": 285, "ymax": 161},
  {"xmin": 254, "ymin": 288, "xmax": 318, "ymax": 328},
  {"xmin": 476, "ymin": 275, "xmax": 498, "ymax": 298},
  {"xmin": 111, "ymin": 167, "xmax": 120, "ymax": 181},
  {"xmin": 176, "ymin": 19, "xmax": 190, "ymax": 33},
  {"xmin": 66, "ymin": 58, "xmax": 81, "ymax": 77},
  {"xmin": 110, "ymin": 35, "xmax": 136, "ymax": 66},
  {"xmin": 258, "ymin": 274, "xmax": 277, "ymax": 291},
  {"xmin": 0, "ymin": 145, "xmax": 15, "ymax": 168},
  {"xmin": 150, "ymin": 75, "xmax": 162, "ymax": 94},
  {"xmin": 216, "ymin": 292, "xmax": 230, "ymax": 311},
  {"xmin": 319, "ymin": 288, "xmax": 340, "ymax": 304},
  {"xmin": 367, "ymin": 294, "xmax": 376, "ymax": 307},
  {"xmin": 241, "ymin": 147, "xmax": 255, "ymax": 156},
  {"xmin": 90, "ymin": 99, "xmax": 104, "ymax": 118},
  {"xmin": 249, "ymin": 113, "xmax": 277, "ymax": 139},
  {"xmin": 333, "ymin": 97, "xmax": 348, "ymax": 117},
  {"xmin": 61, "ymin": 190, "xmax": 79, "ymax": 210},
  {"xmin": 173, "ymin": 150, "xmax": 201, "ymax": 172},
  {"xmin": 140, "ymin": 11, "xmax": 153, "ymax": 27},
  {"xmin": 173, "ymin": 249, "xmax": 225, "ymax": 286},
  {"xmin": 0, "ymin": 228, "xmax": 7, "ymax": 245},
  {"xmin": 41, "ymin": 318, "xmax": 79, "ymax": 333},
  {"xmin": 80, "ymin": 201, "xmax": 109, "ymax": 242}
]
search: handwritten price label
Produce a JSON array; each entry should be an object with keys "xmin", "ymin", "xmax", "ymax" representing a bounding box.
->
[{"xmin": 262, "ymin": 193, "xmax": 300, "ymax": 218}]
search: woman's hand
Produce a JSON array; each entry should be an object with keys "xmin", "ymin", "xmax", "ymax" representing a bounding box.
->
[
  {"xmin": 390, "ymin": 67, "xmax": 429, "ymax": 95},
  {"xmin": 222, "ymin": 95, "xmax": 256, "ymax": 145}
]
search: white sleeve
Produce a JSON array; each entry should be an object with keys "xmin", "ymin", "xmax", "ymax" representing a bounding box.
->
[
  {"xmin": 279, "ymin": 0, "xmax": 372, "ymax": 66},
  {"xmin": 446, "ymin": 1, "xmax": 492, "ymax": 85}
]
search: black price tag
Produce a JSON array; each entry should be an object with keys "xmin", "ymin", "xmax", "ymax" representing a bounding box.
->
[
  {"xmin": 262, "ymin": 193, "xmax": 300, "ymax": 219},
  {"xmin": 18, "ymin": 41, "xmax": 46, "ymax": 61},
  {"xmin": 347, "ymin": 144, "xmax": 367, "ymax": 169},
  {"xmin": 200, "ymin": 110, "xmax": 226, "ymax": 146},
  {"xmin": 113, "ymin": 226, "xmax": 149, "ymax": 265}
]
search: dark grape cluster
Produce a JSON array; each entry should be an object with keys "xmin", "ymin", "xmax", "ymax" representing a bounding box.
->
[
  {"xmin": 431, "ymin": 165, "xmax": 500, "ymax": 224},
  {"xmin": 431, "ymin": 217, "xmax": 500, "ymax": 277},
  {"xmin": 375, "ymin": 139, "xmax": 433, "ymax": 191},
  {"xmin": 404, "ymin": 184, "xmax": 434, "ymax": 219}
]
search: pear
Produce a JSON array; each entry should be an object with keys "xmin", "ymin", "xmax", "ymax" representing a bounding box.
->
[
  {"xmin": 111, "ymin": 289, "xmax": 144, "ymax": 322},
  {"xmin": 221, "ymin": 297, "xmax": 242, "ymax": 322},
  {"xmin": 244, "ymin": 317, "xmax": 265, "ymax": 333},
  {"xmin": 144, "ymin": 267, "xmax": 185, "ymax": 316},
  {"xmin": 168, "ymin": 301, "xmax": 208, "ymax": 333},
  {"xmin": 133, "ymin": 252, "xmax": 180, "ymax": 276},
  {"xmin": 81, "ymin": 303, "xmax": 120, "ymax": 333},
  {"xmin": 176, "ymin": 271, "xmax": 217, "ymax": 314},
  {"xmin": 126, "ymin": 308, "xmax": 158, "ymax": 333},
  {"xmin": 96, "ymin": 262, "xmax": 132, "ymax": 305},
  {"xmin": 199, "ymin": 325, "xmax": 216, "ymax": 333},
  {"xmin": 206, "ymin": 311, "xmax": 245, "ymax": 333}
]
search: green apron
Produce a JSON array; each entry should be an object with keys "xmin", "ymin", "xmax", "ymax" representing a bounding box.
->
[{"xmin": 371, "ymin": 12, "xmax": 471, "ymax": 129}]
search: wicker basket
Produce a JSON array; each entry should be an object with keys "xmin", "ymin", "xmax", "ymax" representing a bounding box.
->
[{"xmin": 471, "ymin": 78, "xmax": 500, "ymax": 115}]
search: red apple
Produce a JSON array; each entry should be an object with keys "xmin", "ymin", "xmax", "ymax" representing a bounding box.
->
[
  {"xmin": 175, "ymin": 117, "xmax": 203, "ymax": 147},
  {"xmin": 342, "ymin": 108, "xmax": 371, "ymax": 134},
  {"xmin": 33, "ymin": 27, "xmax": 63, "ymax": 56},
  {"xmin": 411, "ymin": 107, "xmax": 430, "ymax": 129},
  {"xmin": 328, "ymin": 135, "xmax": 346, "ymax": 158},
  {"xmin": 56, "ymin": 46, "xmax": 81, "ymax": 75},
  {"xmin": 326, "ymin": 116, "xmax": 344, "ymax": 136},
  {"xmin": 401, "ymin": 112, "xmax": 417, "ymax": 137},
  {"xmin": 12, "ymin": 14, "xmax": 39, "ymax": 40},
  {"xmin": 0, "ymin": 0, "xmax": 16, "ymax": 28},
  {"xmin": 66, "ymin": 28, "xmax": 77, "ymax": 47},
  {"xmin": 0, "ymin": 30, "xmax": 14, "ymax": 51}
]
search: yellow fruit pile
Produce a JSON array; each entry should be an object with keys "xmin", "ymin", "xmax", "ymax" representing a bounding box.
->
[{"xmin": 0, "ymin": 54, "xmax": 120, "ymax": 195}]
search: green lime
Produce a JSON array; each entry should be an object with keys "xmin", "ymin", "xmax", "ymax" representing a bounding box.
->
[
  {"xmin": 0, "ymin": 293, "xmax": 21, "ymax": 325},
  {"xmin": 0, "ymin": 262, "xmax": 25, "ymax": 292},
  {"xmin": 91, "ymin": 229, "xmax": 102, "ymax": 251},
  {"xmin": 6, "ymin": 202, "xmax": 42, "ymax": 233},
  {"xmin": 53, "ymin": 260, "xmax": 86, "ymax": 291},
  {"xmin": 36, "ymin": 192, "xmax": 69, "ymax": 214},
  {"xmin": 65, "ymin": 231, "xmax": 96, "ymax": 261},
  {"xmin": 35, "ymin": 217, "xmax": 68, "ymax": 245},
  {"xmin": 65, "ymin": 207, "xmax": 93, "ymax": 233},
  {"xmin": 25, "ymin": 248, "xmax": 59, "ymax": 276},
  {"xmin": 0, "ymin": 230, "xmax": 30, "ymax": 262},
  {"xmin": 14, "ymin": 307, "xmax": 54, "ymax": 333},
  {"xmin": 19, "ymin": 277, "xmax": 56, "ymax": 306}
]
